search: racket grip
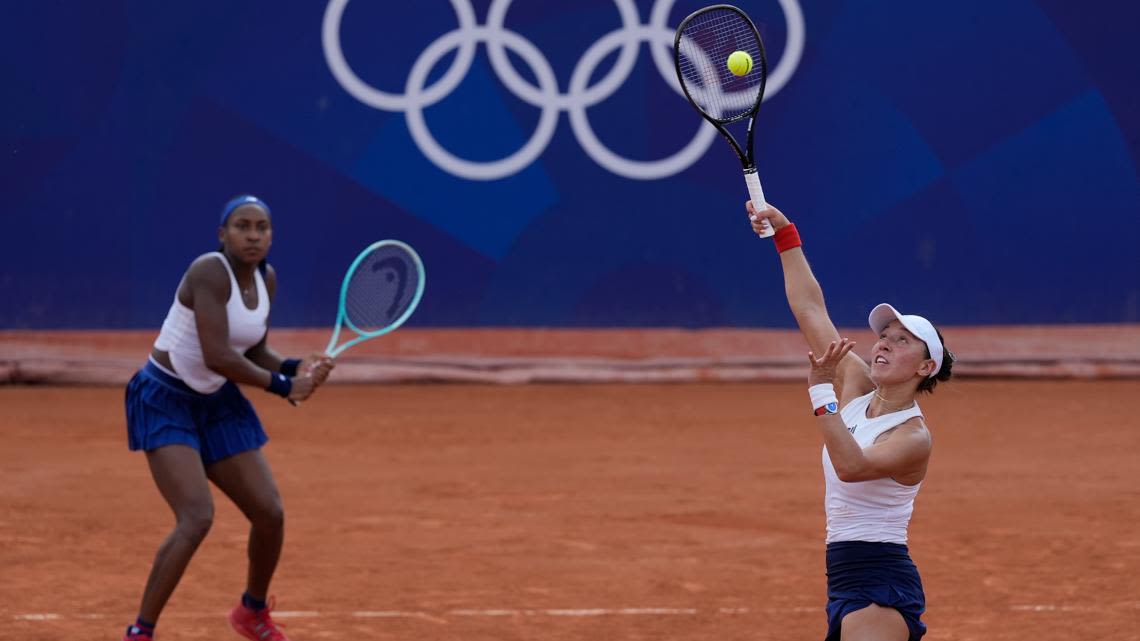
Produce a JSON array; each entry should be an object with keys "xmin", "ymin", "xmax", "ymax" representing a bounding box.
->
[{"xmin": 744, "ymin": 170, "xmax": 774, "ymax": 238}]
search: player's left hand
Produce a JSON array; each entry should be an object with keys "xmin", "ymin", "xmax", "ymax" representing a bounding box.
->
[
  {"xmin": 808, "ymin": 338, "xmax": 856, "ymax": 386},
  {"xmin": 301, "ymin": 353, "xmax": 335, "ymax": 385}
]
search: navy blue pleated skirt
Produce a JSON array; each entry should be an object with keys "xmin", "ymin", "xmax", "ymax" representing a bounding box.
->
[
  {"xmin": 125, "ymin": 361, "xmax": 267, "ymax": 466},
  {"xmin": 825, "ymin": 541, "xmax": 926, "ymax": 641}
]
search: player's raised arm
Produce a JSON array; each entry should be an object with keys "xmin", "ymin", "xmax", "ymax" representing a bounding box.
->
[
  {"xmin": 749, "ymin": 202, "xmax": 956, "ymax": 641},
  {"xmin": 747, "ymin": 202, "xmax": 873, "ymax": 404}
]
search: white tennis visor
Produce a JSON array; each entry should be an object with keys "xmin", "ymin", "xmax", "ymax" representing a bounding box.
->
[{"xmin": 868, "ymin": 303, "xmax": 944, "ymax": 378}]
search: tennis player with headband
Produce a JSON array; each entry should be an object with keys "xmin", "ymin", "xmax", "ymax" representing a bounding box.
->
[
  {"xmin": 121, "ymin": 195, "xmax": 334, "ymax": 641},
  {"xmin": 747, "ymin": 202, "xmax": 954, "ymax": 641}
]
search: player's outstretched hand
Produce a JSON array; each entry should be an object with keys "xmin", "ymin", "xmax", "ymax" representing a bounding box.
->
[
  {"xmin": 302, "ymin": 353, "xmax": 335, "ymax": 385},
  {"xmin": 808, "ymin": 338, "xmax": 856, "ymax": 386},
  {"xmin": 746, "ymin": 201, "xmax": 790, "ymax": 236}
]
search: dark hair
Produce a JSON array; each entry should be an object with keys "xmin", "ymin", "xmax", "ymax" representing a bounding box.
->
[{"xmin": 917, "ymin": 326, "xmax": 953, "ymax": 394}]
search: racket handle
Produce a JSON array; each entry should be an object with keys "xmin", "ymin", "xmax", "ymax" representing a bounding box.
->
[{"xmin": 744, "ymin": 170, "xmax": 774, "ymax": 238}]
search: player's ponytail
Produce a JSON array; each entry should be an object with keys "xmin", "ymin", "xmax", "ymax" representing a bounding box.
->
[{"xmin": 918, "ymin": 327, "xmax": 953, "ymax": 394}]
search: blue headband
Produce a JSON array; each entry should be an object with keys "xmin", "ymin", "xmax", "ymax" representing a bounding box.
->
[{"xmin": 220, "ymin": 195, "xmax": 271, "ymax": 226}]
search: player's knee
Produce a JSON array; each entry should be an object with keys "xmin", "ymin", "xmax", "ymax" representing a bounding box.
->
[
  {"xmin": 176, "ymin": 504, "xmax": 215, "ymax": 544},
  {"xmin": 250, "ymin": 499, "xmax": 284, "ymax": 532}
]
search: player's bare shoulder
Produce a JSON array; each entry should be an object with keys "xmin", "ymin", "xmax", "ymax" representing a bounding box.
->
[
  {"xmin": 178, "ymin": 253, "xmax": 230, "ymax": 306},
  {"xmin": 184, "ymin": 252, "xmax": 225, "ymax": 276},
  {"xmin": 874, "ymin": 415, "xmax": 932, "ymax": 451},
  {"xmin": 263, "ymin": 262, "xmax": 277, "ymax": 299}
]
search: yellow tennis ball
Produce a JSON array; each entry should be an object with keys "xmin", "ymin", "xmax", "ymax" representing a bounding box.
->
[{"xmin": 727, "ymin": 50, "xmax": 753, "ymax": 76}]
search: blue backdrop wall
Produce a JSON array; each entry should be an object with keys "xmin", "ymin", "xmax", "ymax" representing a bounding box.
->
[{"xmin": 2, "ymin": 0, "xmax": 1138, "ymax": 329}]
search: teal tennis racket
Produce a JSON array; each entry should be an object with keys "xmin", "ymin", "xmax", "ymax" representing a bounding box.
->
[
  {"xmin": 324, "ymin": 239, "xmax": 425, "ymax": 357},
  {"xmin": 290, "ymin": 239, "xmax": 424, "ymax": 405}
]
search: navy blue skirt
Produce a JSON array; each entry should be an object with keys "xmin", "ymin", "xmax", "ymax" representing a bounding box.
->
[
  {"xmin": 124, "ymin": 361, "xmax": 268, "ymax": 466},
  {"xmin": 825, "ymin": 541, "xmax": 926, "ymax": 641}
]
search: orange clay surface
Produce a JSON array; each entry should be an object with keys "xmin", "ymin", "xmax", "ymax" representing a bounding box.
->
[{"xmin": 1, "ymin": 380, "xmax": 1138, "ymax": 641}]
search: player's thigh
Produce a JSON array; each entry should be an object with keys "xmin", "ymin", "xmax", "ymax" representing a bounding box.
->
[
  {"xmin": 206, "ymin": 449, "xmax": 282, "ymax": 521},
  {"xmin": 841, "ymin": 604, "xmax": 910, "ymax": 641},
  {"xmin": 145, "ymin": 444, "xmax": 214, "ymax": 518}
]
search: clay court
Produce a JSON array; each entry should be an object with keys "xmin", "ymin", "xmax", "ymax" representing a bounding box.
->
[
  {"xmin": 3, "ymin": 375, "xmax": 1138, "ymax": 641},
  {"xmin": 6, "ymin": 2, "xmax": 1140, "ymax": 638}
]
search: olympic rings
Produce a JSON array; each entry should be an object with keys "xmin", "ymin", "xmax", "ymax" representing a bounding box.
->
[{"xmin": 323, "ymin": 0, "xmax": 804, "ymax": 181}]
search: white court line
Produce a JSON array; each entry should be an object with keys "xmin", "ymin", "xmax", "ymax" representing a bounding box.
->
[
  {"xmin": 269, "ymin": 610, "xmax": 322, "ymax": 618},
  {"xmin": 616, "ymin": 608, "xmax": 698, "ymax": 615},
  {"xmin": 1011, "ymin": 604, "xmax": 1059, "ymax": 612},
  {"xmin": 447, "ymin": 609, "xmax": 519, "ymax": 616},
  {"xmin": 1009, "ymin": 604, "xmax": 1101, "ymax": 613},
  {"xmin": 353, "ymin": 611, "xmax": 435, "ymax": 618},
  {"xmin": 354, "ymin": 610, "xmax": 451, "ymax": 624},
  {"xmin": 12, "ymin": 602, "xmax": 1140, "ymax": 622},
  {"xmin": 447, "ymin": 608, "xmax": 698, "ymax": 617}
]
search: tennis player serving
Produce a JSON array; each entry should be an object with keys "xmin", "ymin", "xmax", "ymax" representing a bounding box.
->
[
  {"xmin": 747, "ymin": 201, "xmax": 954, "ymax": 641},
  {"xmin": 121, "ymin": 195, "xmax": 333, "ymax": 641}
]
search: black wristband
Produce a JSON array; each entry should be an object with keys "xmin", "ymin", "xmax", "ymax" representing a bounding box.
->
[
  {"xmin": 280, "ymin": 358, "xmax": 302, "ymax": 377},
  {"xmin": 266, "ymin": 372, "xmax": 292, "ymax": 398}
]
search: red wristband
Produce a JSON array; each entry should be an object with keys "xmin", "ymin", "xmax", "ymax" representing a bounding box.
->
[{"xmin": 773, "ymin": 223, "xmax": 801, "ymax": 253}]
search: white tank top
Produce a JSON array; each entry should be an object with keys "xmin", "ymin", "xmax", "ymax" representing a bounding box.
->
[
  {"xmin": 153, "ymin": 253, "xmax": 269, "ymax": 394},
  {"xmin": 822, "ymin": 391, "xmax": 924, "ymax": 545}
]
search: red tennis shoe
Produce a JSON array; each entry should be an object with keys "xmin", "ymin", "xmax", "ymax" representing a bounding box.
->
[{"xmin": 228, "ymin": 597, "xmax": 290, "ymax": 641}]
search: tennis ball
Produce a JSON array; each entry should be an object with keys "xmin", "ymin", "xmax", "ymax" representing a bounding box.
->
[{"xmin": 727, "ymin": 50, "xmax": 753, "ymax": 76}]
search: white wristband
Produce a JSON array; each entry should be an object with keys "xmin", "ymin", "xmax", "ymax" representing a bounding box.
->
[{"xmin": 809, "ymin": 383, "xmax": 839, "ymax": 416}]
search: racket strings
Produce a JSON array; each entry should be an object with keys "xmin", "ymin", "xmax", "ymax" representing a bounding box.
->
[
  {"xmin": 676, "ymin": 9, "xmax": 765, "ymax": 122},
  {"xmin": 343, "ymin": 245, "xmax": 421, "ymax": 333}
]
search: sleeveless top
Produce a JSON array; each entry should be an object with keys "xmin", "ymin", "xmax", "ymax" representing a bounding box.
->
[
  {"xmin": 822, "ymin": 391, "xmax": 924, "ymax": 544},
  {"xmin": 153, "ymin": 252, "xmax": 269, "ymax": 394}
]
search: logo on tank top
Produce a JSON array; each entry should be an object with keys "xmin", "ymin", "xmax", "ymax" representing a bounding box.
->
[{"xmin": 847, "ymin": 423, "xmax": 857, "ymax": 434}]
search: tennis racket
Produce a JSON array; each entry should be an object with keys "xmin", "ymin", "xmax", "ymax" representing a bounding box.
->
[
  {"xmin": 291, "ymin": 240, "xmax": 424, "ymax": 405},
  {"xmin": 323, "ymin": 239, "xmax": 425, "ymax": 357},
  {"xmin": 674, "ymin": 4, "xmax": 773, "ymax": 237}
]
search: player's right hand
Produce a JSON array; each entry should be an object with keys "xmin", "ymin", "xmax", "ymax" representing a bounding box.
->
[
  {"xmin": 288, "ymin": 374, "xmax": 317, "ymax": 401},
  {"xmin": 303, "ymin": 353, "xmax": 335, "ymax": 386},
  {"xmin": 746, "ymin": 200, "xmax": 790, "ymax": 234}
]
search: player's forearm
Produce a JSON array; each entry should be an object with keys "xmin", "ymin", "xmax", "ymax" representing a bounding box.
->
[
  {"xmin": 818, "ymin": 415, "xmax": 870, "ymax": 481},
  {"xmin": 777, "ymin": 247, "xmax": 839, "ymax": 353},
  {"xmin": 245, "ymin": 344, "xmax": 285, "ymax": 373},
  {"xmin": 204, "ymin": 349, "xmax": 275, "ymax": 389},
  {"xmin": 779, "ymin": 247, "xmax": 826, "ymax": 313},
  {"xmin": 809, "ymin": 376, "xmax": 873, "ymax": 482}
]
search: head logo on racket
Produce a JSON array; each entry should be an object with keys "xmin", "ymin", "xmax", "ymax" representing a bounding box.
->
[{"xmin": 326, "ymin": 239, "xmax": 425, "ymax": 358}]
